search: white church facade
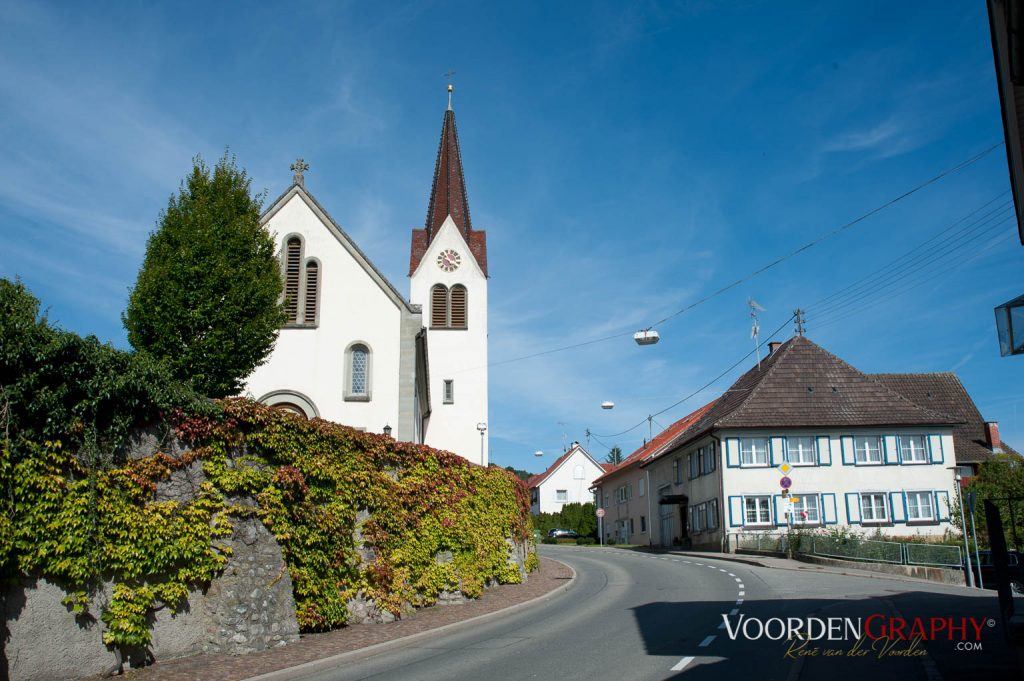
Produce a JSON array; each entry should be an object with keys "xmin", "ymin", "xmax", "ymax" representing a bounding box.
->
[{"xmin": 244, "ymin": 94, "xmax": 489, "ymax": 464}]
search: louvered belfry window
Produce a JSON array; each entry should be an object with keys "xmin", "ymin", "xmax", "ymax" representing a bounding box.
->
[
  {"xmin": 431, "ymin": 284, "xmax": 449, "ymax": 328},
  {"xmin": 304, "ymin": 261, "xmax": 319, "ymax": 324},
  {"xmin": 450, "ymin": 285, "xmax": 467, "ymax": 329},
  {"xmin": 285, "ymin": 237, "xmax": 302, "ymax": 323}
]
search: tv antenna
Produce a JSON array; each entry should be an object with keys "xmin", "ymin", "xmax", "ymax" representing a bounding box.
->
[{"xmin": 749, "ymin": 298, "xmax": 766, "ymax": 368}]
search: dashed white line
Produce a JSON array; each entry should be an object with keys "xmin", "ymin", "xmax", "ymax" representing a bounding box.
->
[
  {"xmin": 738, "ymin": 590, "xmax": 745, "ymax": 596},
  {"xmin": 734, "ymin": 577, "xmax": 742, "ymax": 583},
  {"xmin": 727, "ymin": 573, "xmax": 736, "ymax": 577},
  {"xmin": 729, "ymin": 608, "xmax": 739, "ymax": 616},
  {"xmin": 736, "ymin": 598, "xmax": 744, "ymax": 605},
  {"xmin": 719, "ymin": 568, "xmax": 728, "ymax": 572},
  {"xmin": 699, "ymin": 635, "xmax": 716, "ymax": 647},
  {"xmin": 671, "ymin": 656, "xmax": 695, "ymax": 672}
]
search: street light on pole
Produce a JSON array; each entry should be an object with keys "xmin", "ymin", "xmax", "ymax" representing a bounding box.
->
[
  {"xmin": 476, "ymin": 422, "xmax": 487, "ymax": 466},
  {"xmin": 953, "ymin": 472, "xmax": 975, "ymax": 588}
]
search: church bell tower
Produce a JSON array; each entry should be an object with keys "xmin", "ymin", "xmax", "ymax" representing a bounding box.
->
[{"xmin": 408, "ymin": 85, "xmax": 489, "ymax": 464}]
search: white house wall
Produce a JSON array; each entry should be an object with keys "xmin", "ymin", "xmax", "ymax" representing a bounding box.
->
[
  {"xmin": 244, "ymin": 192, "xmax": 409, "ymax": 437},
  {"xmin": 534, "ymin": 449, "xmax": 605, "ymax": 514},
  {"xmin": 409, "ymin": 217, "xmax": 489, "ymax": 464},
  {"xmin": 595, "ymin": 467, "xmax": 653, "ymax": 545}
]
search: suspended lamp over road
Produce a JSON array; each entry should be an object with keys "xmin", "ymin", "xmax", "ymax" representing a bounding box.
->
[
  {"xmin": 995, "ymin": 294, "xmax": 1024, "ymax": 356},
  {"xmin": 534, "ymin": 450, "xmax": 544, "ymax": 457},
  {"xmin": 633, "ymin": 329, "xmax": 660, "ymax": 346},
  {"xmin": 601, "ymin": 401, "xmax": 615, "ymax": 410}
]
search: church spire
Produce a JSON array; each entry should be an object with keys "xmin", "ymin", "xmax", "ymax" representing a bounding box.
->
[{"xmin": 424, "ymin": 99, "xmax": 473, "ymax": 240}]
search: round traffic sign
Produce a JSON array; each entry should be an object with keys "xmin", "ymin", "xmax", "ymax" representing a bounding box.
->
[
  {"xmin": 596, "ymin": 508, "xmax": 606, "ymax": 518},
  {"xmin": 780, "ymin": 476, "xmax": 792, "ymax": 489}
]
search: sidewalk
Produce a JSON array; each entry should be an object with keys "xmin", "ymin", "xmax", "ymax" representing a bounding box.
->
[
  {"xmin": 105, "ymin": 557, "xmax": 573, "ymax": 681},
  {"xmin": 660, "ymin": 548, "xmax": 980, "ymax": 590}
]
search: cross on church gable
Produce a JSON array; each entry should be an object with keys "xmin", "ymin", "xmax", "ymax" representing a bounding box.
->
[{"xmin": 290, "ymin": 158, "xmax": 310, "ymax": 187}]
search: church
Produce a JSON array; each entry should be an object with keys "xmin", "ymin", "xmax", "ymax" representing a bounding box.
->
[{"xmin": 243, "ymin": 88, "xmax": 490, "ymax": 465}]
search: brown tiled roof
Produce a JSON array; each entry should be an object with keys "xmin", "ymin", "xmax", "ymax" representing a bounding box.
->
[
  {"xmin": 409, "ymin": 108, "xmax": 488, "ymax": 276},
  {"xmin": 527, "ymin": 443, "xmax": 601, "ymax": 490},
  {"xmin": 646, "ymin": 336, "xmax": 961, "ymax": 459},
  {"xmin": 592, "ymin": 400, "xmax": 717, "ymax": 485},
  {"xmin": 872, "ymin": 373, "xmax": 1017, "ymax": 464}
]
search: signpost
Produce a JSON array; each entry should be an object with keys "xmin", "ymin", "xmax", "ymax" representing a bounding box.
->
[{"xmin": 596, "ymin": 507, "xmax": 605, "ymax": 546}]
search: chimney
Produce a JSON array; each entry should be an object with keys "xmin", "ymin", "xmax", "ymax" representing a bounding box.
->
[
  {"xmin": 768, "ymin": 341, "xmax": 783, "ymax": 355},
  {"xmin": 984, "ymin": 422, "xmax": 1002, "ymax": 451}
]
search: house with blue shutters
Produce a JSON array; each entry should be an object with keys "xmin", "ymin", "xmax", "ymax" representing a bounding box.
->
[{"xmin": 637, "ymin": 335, "xmax": 1002, "ymax": 550}]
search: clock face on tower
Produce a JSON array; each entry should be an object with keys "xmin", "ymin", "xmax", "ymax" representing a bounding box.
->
[{"xmin": 436, "ymin": 249, "xmax": 461, "ymax": 272}]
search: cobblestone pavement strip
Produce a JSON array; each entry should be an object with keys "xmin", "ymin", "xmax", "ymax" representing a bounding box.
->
[{"xmin": 104, "ymin": 558, "xmax": 572, "ymax": 681}]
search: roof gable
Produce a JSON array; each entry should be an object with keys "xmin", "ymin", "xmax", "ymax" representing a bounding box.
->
[
  {"xmin": 527, "ymin": 444, "xmax": 603, "ymax": 490},
  {"xmin": 262, "ymin": 183, "xmax": 419, "ymax": 315}
]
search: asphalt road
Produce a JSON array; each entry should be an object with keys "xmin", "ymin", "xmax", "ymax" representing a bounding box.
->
[{"xmin": 293, "ymin": 546, "xmax": 1022, "ymax": 681}]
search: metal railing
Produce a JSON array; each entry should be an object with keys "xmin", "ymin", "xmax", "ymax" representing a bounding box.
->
[{"xmin": 731, "ymin": 531, "xmax": 962, "ymax": 568}]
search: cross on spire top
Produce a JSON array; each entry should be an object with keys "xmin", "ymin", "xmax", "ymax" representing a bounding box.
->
[
  {"xmin": 445, "ymin": 70, "xmax": 455, "ymax": 110},
  {"xmin": 290, "ymin": 158, "xmax": 309, "ymax": 187}
]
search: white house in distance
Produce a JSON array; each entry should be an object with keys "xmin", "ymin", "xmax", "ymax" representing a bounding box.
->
[
  {"xmin": 243, "ymin": 91, "xmax": 490, "ymax": 464},
  {"xmin": 527, "ymin": 443, "xmax": 608, "ymax": 515},
  {"xmin": 594, "ymin": 335, "xmax": 1013, "ymax": 549}
]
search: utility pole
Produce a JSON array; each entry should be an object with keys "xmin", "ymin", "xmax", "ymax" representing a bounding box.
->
[{"xmin": 794, "ymin": 308, "xmax": 806, "ymax": 337}]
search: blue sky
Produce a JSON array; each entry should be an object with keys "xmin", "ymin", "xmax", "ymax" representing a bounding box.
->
[{"xmin": 1, "ymin": 1, "xmax": 1022, "ymax": 474}]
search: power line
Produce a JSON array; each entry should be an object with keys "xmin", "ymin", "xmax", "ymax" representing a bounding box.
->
[
  {"xmin": 809, "ymin": 213, "xmax": 1014, "ymax": 327},
  {"xmin": 485, "ymin": 143, "xmax": 1002, "ymax": 370},
  {"xmin": 592, "ymin": 313, "xmax": 796, "ymax": 439}
]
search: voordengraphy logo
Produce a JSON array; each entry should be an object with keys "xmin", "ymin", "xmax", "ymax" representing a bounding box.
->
[{"xmin": 720, "ymin": 614, "xmax": 993, "ymax": 658}]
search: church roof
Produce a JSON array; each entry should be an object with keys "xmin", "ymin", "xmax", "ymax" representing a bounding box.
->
[{"xmin": 409, "ymin": 105, "xmax": 488, "ymax": 276}]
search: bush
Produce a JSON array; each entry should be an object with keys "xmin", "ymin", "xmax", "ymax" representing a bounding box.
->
[
  {"xmin": 575, "ymin": 537, "xmax": 595, "ymax": 545},
  {"xmin": 541, "ymin": 537, "xmax": 557, "ymax": 545}
]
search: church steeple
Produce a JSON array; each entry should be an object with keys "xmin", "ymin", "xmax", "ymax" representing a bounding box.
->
[
  {"xmin": 424, "ymin": 106, "xmax": 473, "ymax": 240},
  {"xmin": 409, "ymin": 90, "xmax": 488, "ymax": 276}
]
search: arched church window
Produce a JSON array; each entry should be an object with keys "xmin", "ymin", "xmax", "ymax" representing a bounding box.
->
[
  {"xmin": 431, "ymin": 284, "xmax": 449, "ymax": 328},
  {"xmin": 345, "ymin": 343, "xmax": 371, "ymax": 401},
  {"xmin": 285, "ymin": 237, "xmax": 302, "ymax": 323},
  {"xmin": 304, "ymin": 260, "xmax": 320, "ymax": 325},
  {"xmin": 450, "ymin": 285, "xmax": 467, "ymax": 329}
]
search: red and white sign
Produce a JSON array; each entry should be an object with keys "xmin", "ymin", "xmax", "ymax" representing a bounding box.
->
[{"xmin": 596, "ymin": 508, "xmax": 606, "ymax": 518}]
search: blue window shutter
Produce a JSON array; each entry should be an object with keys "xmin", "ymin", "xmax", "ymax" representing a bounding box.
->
[
  {"xmin": 841, "ymin": 436, "xmax": 854, "ymax": 465},
  {"xmin": 884, "ymin": 435, "xmax": 899, "ymax": 465},
  {"xmin": 845, "ymin": 492, "xmax": 861, "ymax": 523},
  {"xmin": 728, "ymin": 496, "xmax": 743, "ymax": 527},
  {"xmin": 822, "ymin": 493, "xmax": 837, "ymax": 524},
  {"xmin": 817, "ymin": 436, "xmax": 831, "ymax": 466},
  {"xmin": 936, "ymin": 491, "xmax": 951, "ymax": 522},
  {"xmin": 928, "ymin": 435, "xmax": 944, "ymax": 464},
  {"xmin": 726, "ymin": 438, "xmax": 740, "ymax": 467},
  {"xmin": 890, "ymin": 492, "xmax": 906, "ymax": 523}
]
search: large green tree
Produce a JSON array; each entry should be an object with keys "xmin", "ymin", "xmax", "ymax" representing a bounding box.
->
[
  {"xmin": 604, "ymin": 446, "xmax": 623, "ymax": 466},
  {"xmin": 124, "ymin": 153, "xmax": 285, "ymax": 397}
]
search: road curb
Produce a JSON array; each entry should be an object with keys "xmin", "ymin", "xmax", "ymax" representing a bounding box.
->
[{"xmin": 242, "ymin": 559, "xmax": 577, "ymax": 681}]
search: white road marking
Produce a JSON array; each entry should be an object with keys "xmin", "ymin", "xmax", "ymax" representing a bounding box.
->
[
  {"xmin": 728, "ymin": 573, "xmax": 736, "ymax": 577},
  {"xmin": 734, "ymin": 577, "xmax": 742, "ymax": 583},
  {"xmin": 729, "ymin": 608, "xmax": 739, "ymax": 615},
  {"xmin": 670, "ymin": 656, "xmax": 695, "ymax": 672},
  {"xmin": 719, "ymin": 568, "xmax": 728, "ymax": 572},
  {"xmin": 699, "ymin": 635, "xmax": 716, "ymax": 647},
  {"xmin": 736, "ymin": 598, "xmax": 744, "ymax": 605},
  {"xmin": 672, "ymin": 559, "xmax": 680, "ymax": 562},
  {"xmin": 738, "ymin": 590, "xmax": 745, "ymax": 596}
]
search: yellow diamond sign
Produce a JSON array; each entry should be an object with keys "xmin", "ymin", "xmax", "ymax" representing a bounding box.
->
[{"xmin": 778, "ymin": 463, "xmax": 792, "ymax": 475}]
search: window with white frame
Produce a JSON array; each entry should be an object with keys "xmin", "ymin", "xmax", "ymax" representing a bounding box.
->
[
  {"xmin": 860, "ymin": 493, "xmax": 888, "ymax": 522},
  {"xmin": 906, "ymin": 491, "xmax": 934, "ymax": 521},
  {"xmin": 900, "ymin": 435, "xmax": 928, "ymax": 463},
  {"xmin": 555, "ymin": 489, "xmax": 568, "ymax": 503},
  {"xmin": 696, "ymin": 503, "xmax": 707, "ymax": 533},
  {"xmin": 744, "ymin": 495, "xmax": 772, "ymax": 525},
  {"xmin": 689, "ymin": 452, "xmax": 699, "ymax": 479},
  {"xmin": 443, "ymin": 379, "xmax": 454, "ymax": 404},
  {"xmin": 616, "ymin": 485, "xmax": 628, "ymax": 503},
  {"xmin": 345, "ymin": 343, "xmax": 371, "ymax": 400},
  {"xmin": 702, "ymin": 443, "xmax": 716, "ymax": 474},
  {"xmin": 740, "ymin": 438, "xmax": 769, "ymax": 466},
  {"xmin": 792, "ymin": 495, "xmax": 820, "ymax": 524},
  {"xmin": 788, "ymin": 436, "xmax": 816, "ymax": 465},
  {"xmin": 854, "ymin": 435, "xmax": 882, "ymax": 464}
]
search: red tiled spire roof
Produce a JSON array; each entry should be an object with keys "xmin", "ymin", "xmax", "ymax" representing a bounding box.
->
[{"xmin": 409, "ymin": 106, "xmax": 488, "ymax": 276}]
